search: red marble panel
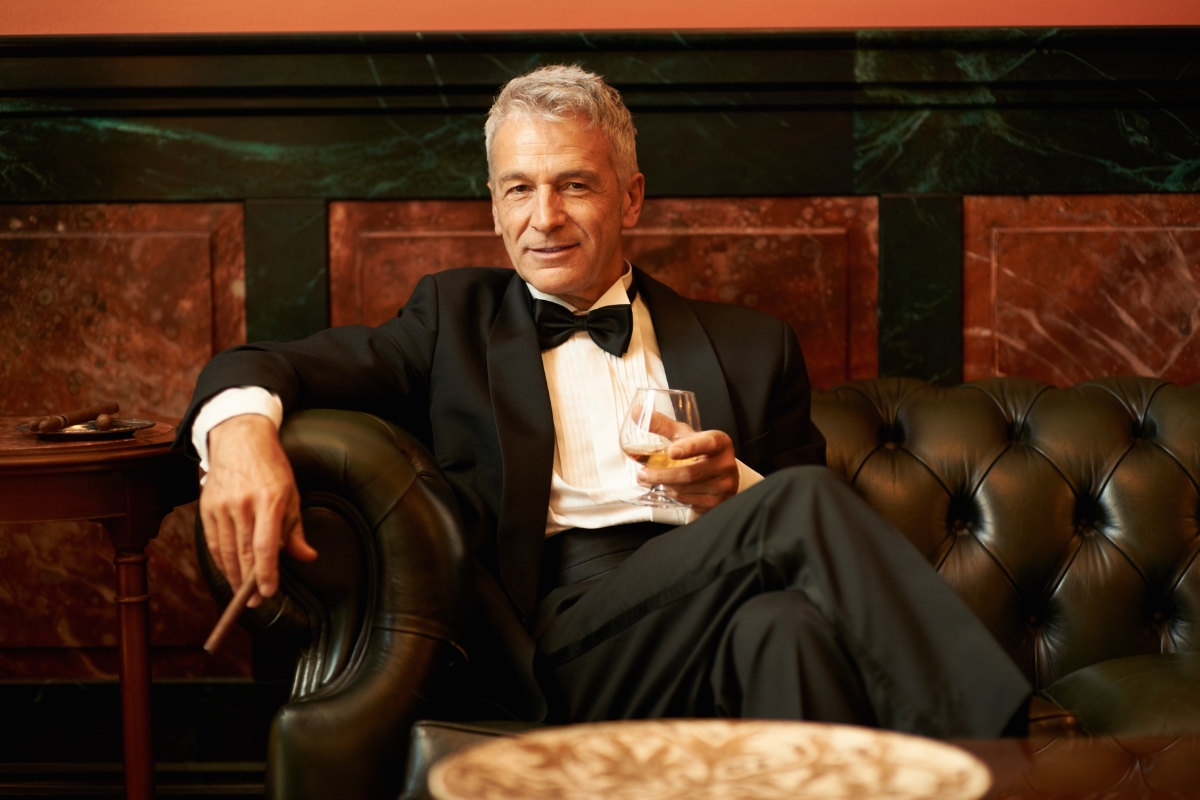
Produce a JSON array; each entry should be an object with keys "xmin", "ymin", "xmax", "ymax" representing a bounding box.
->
[
  {"xmin": 0, "ymin": 505, "xmax": 252, "ymax": 680},
  {"xmin": 0, "ymin": 204, "xmax": 244, "ymax": 417},
  {"xmin": 624, "ymin": 197, "xmax": 878, "ymax": 388},
  {"xmin": 964, "ymin": 195, "xmax": 1200, "ymax": 386},
  {"xmin": 329, "ymin": 200, "xmax": 509, "ymax": 328},
  {"xmin": 0, "ymin": 204, "xmax": 249, "ymax": 679},
  {"xmin": 329, "ymin": 198, "xmax": 878, "ymax": 388}
]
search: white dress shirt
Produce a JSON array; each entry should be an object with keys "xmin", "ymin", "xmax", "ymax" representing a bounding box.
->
[{"xmin": 192, "ymin": 268, "xmax": 763, "ymax": 534}]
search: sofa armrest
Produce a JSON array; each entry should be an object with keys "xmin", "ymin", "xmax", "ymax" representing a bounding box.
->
[{"xmin": 196, "ymin": 410, "xmax": 471, "ymax": 800}]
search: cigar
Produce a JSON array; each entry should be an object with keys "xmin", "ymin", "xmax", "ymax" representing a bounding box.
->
[
  {"xmin": 37, "ymin": 401, "xmax": 120, "ymax": 432},
  {"xmin": 95, "ymin": 414, "xmax": 113, "ymax": 431},
  {"xmin": 204, "ymin": 575, "xmax": 258, "ymax": 655}
]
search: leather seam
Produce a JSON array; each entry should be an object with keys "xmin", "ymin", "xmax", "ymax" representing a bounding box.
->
[{"xmin": 1148, "ymin": 439, "xmax": 1200, "ymax": 498}]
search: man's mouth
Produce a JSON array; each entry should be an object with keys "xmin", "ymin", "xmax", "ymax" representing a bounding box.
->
[{"xmin": 529, "ymin": 244, "xmax": 579, "ymax": 254}]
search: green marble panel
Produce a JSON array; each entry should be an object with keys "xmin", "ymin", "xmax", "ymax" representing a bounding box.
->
[
  {"xmin": 851, "ymin": 28, "xmax": 1200, "ymax": 194},
  {"xmin": 854, "ymin": 106, "xmax": 1200, "ymax": 194},
  {"xmin": 0, "ymin": 109, "xmax": 853, "ymax": 201},
  {"xmin": 878, "ymin": 195, "xmax": 962, "ymax": 385},
  {"xmin": 244, "ymin": 199, "xmax": 329, "ymax": 342},
  {"xmin": 0, "ymin": 114, "xmax": 491, "ymax": 201},
  {"xmin": 3, "ymin": 30, "xmax": 1195, "ymax": 200},
  {"xmin": 637, "ymin": 111, "xmax": 852, "ymax": 196}
]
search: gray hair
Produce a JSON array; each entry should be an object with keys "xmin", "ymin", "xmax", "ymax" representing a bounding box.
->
[{"xmin": 485, "ymin": 65, "xmax": 639, "ymax": 184}]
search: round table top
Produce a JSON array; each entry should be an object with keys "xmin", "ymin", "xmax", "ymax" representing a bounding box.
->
[
  {"xmin": 0, "ymin": 415, "xmax": 179, "ymax": 471},
  {"xmin": 428, "ymin": 719, "xmax": 993, "ymax": 800}
]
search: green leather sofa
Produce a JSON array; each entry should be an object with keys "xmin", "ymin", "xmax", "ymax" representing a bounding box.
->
[{"xmin": 197, "ymin": 376, "xmax": 1200, "ymax": 800}]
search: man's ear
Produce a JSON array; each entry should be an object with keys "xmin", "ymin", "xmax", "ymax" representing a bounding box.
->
[
  {"xmin": 621, "ymin": 173, "xmax": 646, "ymax": 229},
  {"xmin": 488, "ymin": 182, "xmax": 503, "ymax": 236}
]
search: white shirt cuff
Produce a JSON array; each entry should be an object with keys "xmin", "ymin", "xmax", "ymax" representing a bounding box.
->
[
  {"xmin": 191, "ymin": 386, "xmax": 283, "ymax": 483},
  {"xmin": 735, "ymin": 458, "xmax": 764, "ymax": 494}
]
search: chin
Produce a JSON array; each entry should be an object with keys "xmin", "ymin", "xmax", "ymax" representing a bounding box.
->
[{"xmin": 520, "ymin": 263, "xmax": 589, "ymax": 298}]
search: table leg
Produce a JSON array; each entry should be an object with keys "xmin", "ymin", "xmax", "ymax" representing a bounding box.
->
[{"xmin": 115, "ymin": 545, "xmax": 154, "ymax": 800}]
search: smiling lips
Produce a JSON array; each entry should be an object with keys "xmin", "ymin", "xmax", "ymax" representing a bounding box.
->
[{"xmin": 529, "ymin": 244, "xmax": 579, "ymax": 255}]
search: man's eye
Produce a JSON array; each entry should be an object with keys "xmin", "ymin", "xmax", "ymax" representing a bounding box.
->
[
  {"xmin": 507, "ymin": 185, "xmax": 531, "ymax": 195},
  {"xmin": 566, "ymin": 182, "xmax": 588, "ymax": 190}
]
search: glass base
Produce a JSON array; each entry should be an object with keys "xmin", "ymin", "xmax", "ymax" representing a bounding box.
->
[{"xmin": 622, "ymin": 487, "xmax": 690, "ymax": 509}]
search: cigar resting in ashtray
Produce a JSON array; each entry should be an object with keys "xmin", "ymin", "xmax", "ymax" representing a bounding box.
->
[
  {"xmin": 204, "ymin": 575, "xmax": 258, "ymax": 655},
  {"xmin": 36, "ymin": 401, "xmax": 120, "ymax": 432}
]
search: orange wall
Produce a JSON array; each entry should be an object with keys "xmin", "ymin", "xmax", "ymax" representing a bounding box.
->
[{"xmin": 5, "ymin": 0, "xmax": 1199, "ymax": 36}]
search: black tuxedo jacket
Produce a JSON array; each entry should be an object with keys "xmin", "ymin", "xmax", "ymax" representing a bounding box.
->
[{"xmin": 178, "ymin": 266, "xmax": 825, "ymax": 715}]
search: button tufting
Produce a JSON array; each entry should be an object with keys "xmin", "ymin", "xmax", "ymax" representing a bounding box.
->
[{"xmin": 807, "ymin": 374, "xmax": 1200, "ymax": 695}]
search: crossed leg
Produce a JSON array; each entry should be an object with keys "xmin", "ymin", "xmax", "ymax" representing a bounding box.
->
[{"xmin": 535, "ymin": 466, "xmax": 1030, "ymax": 738}]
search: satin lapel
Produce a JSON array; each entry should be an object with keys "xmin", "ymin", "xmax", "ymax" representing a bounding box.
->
[
  {"xmin": 635, "ymin": 267, "xmax": 740, "ymax": 448},
  {"xmin": 487, "ymin": 273, "xmax": 555, "ymax": 625}
]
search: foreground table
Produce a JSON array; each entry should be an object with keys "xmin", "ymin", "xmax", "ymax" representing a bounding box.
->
[
  {"xmin": 429, "ymin": 719, "xmax": 993, "ymax": 799},
  {"xmin": 0, "ymin": 417, "xmax": 198, "ymax": 800},
  {"xmin": 426, "ymin": 718, "xmax": 1200, "ymax": 800}
]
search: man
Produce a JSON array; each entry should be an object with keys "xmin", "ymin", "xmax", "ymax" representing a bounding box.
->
[{"xmin": 181, "ymin": 65, "xmax": 1031, "ymax": 736}]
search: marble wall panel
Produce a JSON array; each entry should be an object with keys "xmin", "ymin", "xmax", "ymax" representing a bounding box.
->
[
  {"xmin": 625, "ymin": 198, "xmax": 878, "ymax": 388},
  {"xmin": 0, "ymin": 204, "xmax": 244, "ymax": 417},
  {"xmin": 329, "ymin": 197, "xmax": 878, "ymax": 388},
  {"xmin": 963, "ymin": 195, "xmax": 1200, "ymax": 386},
  {"xmin": 0, "ymin": 503, "xmax": 252, "ymax": 679},
  {"xmin": 329, "ymin": 200, "xmax": 508, "ymax": 327},
  {"xmin": 0, "ymin": 204, "xmax": 249, "ymax": 679}
]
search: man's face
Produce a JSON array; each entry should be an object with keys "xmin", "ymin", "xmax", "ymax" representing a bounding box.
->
[{"xmin": 488, "ymin": 115, "xmax": 644, "ymax": 309}]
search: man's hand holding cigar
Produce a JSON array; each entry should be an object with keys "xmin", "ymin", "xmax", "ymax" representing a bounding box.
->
[{"xmin": 200, "ymin": 414, "xmax": 317, "ymax": 616}]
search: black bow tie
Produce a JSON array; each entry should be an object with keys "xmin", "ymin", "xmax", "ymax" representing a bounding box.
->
[{"xmin": 533, "ymin": 282, "xmax": 638, "ymax": 358}]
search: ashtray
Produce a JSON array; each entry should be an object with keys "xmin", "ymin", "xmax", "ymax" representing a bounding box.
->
[{"xmin": 16, "ymin": 418, "xmax": 157, "ymax": 440}]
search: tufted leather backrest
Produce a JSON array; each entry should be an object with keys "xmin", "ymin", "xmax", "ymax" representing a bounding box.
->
[{"xmin": 811, "ymin": 377, "xmax": 1200, "ymax": 691}]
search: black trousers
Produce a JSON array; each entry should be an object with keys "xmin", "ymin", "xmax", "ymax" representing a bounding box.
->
[{"xmin": 532, "ymin": 466, "xmax": 1031, "ymax": 738}]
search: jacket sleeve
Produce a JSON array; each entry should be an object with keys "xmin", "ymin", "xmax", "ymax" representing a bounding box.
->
[
  {"xmin": 173, "ymin": 274, "xmax": 441, "ymax": 458},
  {"xmin": 765, "ymin": 321, "xmax": 827, "ymax": 470}
]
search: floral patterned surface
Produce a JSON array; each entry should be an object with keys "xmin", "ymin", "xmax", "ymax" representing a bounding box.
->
[{"xmin": 429, "ymin": 719, "xmax": 992, "ymax": 800}]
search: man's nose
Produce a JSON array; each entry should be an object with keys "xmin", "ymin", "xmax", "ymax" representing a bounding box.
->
[{"xmin": 530, "ymin": 187, "xmax": 566, "ymax": 231}]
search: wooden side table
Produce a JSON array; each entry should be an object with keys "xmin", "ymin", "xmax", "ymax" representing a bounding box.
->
[{"xmin": 0, "ymin": 418, "xmax": 198, "ymax": 800}]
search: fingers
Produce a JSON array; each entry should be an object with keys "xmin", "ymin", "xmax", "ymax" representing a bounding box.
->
[
  {"xmin": 203, "ymin": 498, "xmax": 242, "ymax": 588},
  {"xmin": 646, "ymin": 410, "xmax": 693, "ymax": 439},
  {"xmin": 197, "ymin": 415, "xmax": 310, "ymax": 608},
  {"xmin": 248, "ymin": 495, "xmax": 284, "ymax": 608},
  {"xmin": 639, "ymin": 430, "xmax": 734, "ymax": 484},
  {"xmin": 283, "ymin": 516, "xmax": 319, "ymax": 563},
  {"xmin": 666, "ymin": 430, "xmax": 728, "ymax": 460},
  {"xmin": 639, "ymin": 455, "xmax": 725, "ymax": 487},
  {"xmin": 249, "ymin": 506, "xmax": 317, "ymax": 608},
  {"xmin": 636, "ymin": 428, "xmax": 738, "ymax": 513},
  {"xmin": 232, "ymin": 499, "xmax": 258, "ymax": 595}
]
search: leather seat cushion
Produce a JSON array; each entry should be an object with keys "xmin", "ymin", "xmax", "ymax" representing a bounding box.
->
[{"xmin": 1042, "ymin": 653, "xmax": 1200, "ymax": 736}]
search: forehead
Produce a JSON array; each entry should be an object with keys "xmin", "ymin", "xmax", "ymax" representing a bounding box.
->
[{"xmin": 490, "ymin": 116, "xmax": 614, "ymax": 178}]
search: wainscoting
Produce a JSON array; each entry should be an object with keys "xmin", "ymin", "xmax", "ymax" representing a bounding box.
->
[{"xmin": 1, "ymin": 26, "xmax": 1197, "ymax": 796}]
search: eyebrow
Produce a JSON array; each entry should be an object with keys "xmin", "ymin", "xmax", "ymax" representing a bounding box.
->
[{"xmin": 496, "ymin": 169, "xmax": 600, "ymax": 184}]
